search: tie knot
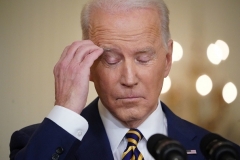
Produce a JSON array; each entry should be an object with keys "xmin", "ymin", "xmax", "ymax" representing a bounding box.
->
[{"xmin": 125, "ymin": 129, "xmax": 143, "ymax": 146}]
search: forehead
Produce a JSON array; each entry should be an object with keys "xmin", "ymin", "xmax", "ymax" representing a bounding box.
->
[{"xmin": 88, "ymin": 7, "xmax": 161, "ymax": 46}]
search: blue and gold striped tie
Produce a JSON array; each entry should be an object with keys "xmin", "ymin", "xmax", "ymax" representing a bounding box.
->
[{"xmin": 122, "ymin": 129, "xmax": 144, "ymax": 160}]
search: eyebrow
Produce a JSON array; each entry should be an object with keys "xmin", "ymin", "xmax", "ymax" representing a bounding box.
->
[
  {"xmin": 102, "ymin": 47, "xmax": 120, "ymax": 53},
  {"xmin": 135, "ymin": 47, "xmax": 155, "ymax": 54},
  {"xmin": 102, "ymin": 46, "xmax": 155, "ymax": 55}
]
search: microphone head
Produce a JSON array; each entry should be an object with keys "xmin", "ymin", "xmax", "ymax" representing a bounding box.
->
[
  {"xmin": 147, "ymin": 134, "xmax": 187, "ymax": 160},
  {"xmin": 147, "ymin": 134, "xmax": 171, "ymax": 158},
  {"xmin": 200, "ymin": 133, "xmax": 239, "ymax": 160},
  {"xmin": 200, "ymin": 133, "xmax": 225, "ymax": 157}
]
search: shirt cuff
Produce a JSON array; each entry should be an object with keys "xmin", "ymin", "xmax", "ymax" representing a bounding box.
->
[{"xmin": 47, "ymin": 105, "xmax": 89, "ymax": 141}]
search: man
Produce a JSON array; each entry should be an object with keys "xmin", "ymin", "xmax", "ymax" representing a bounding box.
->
[{"xmin": 9, "ymin": 0, "xmax": 240, "ymax": 160}]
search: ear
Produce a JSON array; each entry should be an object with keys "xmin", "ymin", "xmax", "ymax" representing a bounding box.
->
[{"xmin": 164, "ymin": 39, "xmax": 173, "ymax": 77}]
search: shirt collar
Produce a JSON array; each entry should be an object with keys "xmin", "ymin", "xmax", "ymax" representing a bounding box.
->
[{"xmin": 98, "ymin": 99, "xmax": 167, "ymax": 153}]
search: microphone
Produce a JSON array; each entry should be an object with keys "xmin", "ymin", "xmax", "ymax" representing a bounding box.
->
[
  {"xmin": 200, "ymin": 133, "xmax": 239, "ymax": 160},
  {"xmin": 147, "ymin": 134, "xmax": 187, "ymax": 160}
]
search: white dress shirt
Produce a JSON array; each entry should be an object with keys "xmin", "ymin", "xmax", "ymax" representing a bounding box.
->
[
  {"xmin": 47, "ymin": 105, "xmax": 88, "ymax": 140},
  {"xmin": 98, "ymin": 99, "xmax": 167, "ymax": 160},
  {"xmin": 47, "ymin": 99, "xmax": 168, "ymax": 159}
]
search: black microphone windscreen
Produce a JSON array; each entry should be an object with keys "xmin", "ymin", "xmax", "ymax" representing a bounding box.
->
[
  {"xmin": 200, "ymin": 133, "xmax": 226, "ymax": 157},
  {"xmin": 200, "ymin": 133, "xmax": 240, "ymax": 160},
  {"xmin": 147, "ymin": 134, "xmax": 187, "ymax": 160},
  {"xmin": 147, "ymin": 134, "xmax": 171, "ymax": 158}
]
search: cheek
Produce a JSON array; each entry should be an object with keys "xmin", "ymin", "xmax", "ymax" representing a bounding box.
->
[
  {"xmin": 94, "ymin": 66, "xmax": 120, "ymax": 91},
  {"xmin": 142, "ymin": 63, "xmax": 165, "ymax": 90}
]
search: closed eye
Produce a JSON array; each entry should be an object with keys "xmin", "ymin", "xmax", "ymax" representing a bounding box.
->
[
  {"xmin": 135, "ymin": 47, "xmax": 155, "ymax": 64},
  {"xmin": 104, "ymin": 57, "xmax": 121, "ymax": 65},
  {"xmin": 101, "ymin": 50, "xmax": 122, "ymax": 65},
  {"xmin": 136, "ymin": 54, "xmax": 154, "ymax": 64},
  {"xmin": 136, "ymin": 57, "xmax": 151, "ymax": 63}
]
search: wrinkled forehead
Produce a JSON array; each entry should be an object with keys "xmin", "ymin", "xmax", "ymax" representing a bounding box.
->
[{"xmin": 88, "ymin": 7, "xmax": 162, "ymax": 43}]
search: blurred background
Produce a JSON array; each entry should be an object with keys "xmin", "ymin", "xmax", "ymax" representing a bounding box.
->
[{"xmin": 0, "ymin": 0, "xmax": 239, "ymax": 159}]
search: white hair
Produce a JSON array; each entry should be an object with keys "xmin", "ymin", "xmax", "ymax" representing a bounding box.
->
[{"xmin": 81, "ymin": 0, "xmax": 170, "ymax": 49}]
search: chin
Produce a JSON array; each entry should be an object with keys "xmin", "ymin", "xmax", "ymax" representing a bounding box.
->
[{"xmin": 122, "ymin": 108, "xmax": 144, "ymax": 120}]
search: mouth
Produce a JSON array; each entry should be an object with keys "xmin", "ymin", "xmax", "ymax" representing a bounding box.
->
[{"xmin": 117, "ymin": 96, "xmax": 143, "ymax": 101}]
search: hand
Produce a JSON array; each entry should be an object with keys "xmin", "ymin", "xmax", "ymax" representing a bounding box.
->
[{"xmin": 53, "ymin": 40, "xmax": 103, "ymax": 114}]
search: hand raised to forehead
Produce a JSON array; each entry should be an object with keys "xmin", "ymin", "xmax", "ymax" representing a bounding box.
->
[{"xmin": 53, "ymin": 40, "xmax": 103, "ymax": 114}]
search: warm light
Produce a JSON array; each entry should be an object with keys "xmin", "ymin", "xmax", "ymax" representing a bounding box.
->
[
  {"xmin": 222, "ymin": 82, "xmax": 237, "ymax": 104},
  {"xmin": 196, "ymin": 75, "xmax": 212, "ymax": 96},
  {"xmin": 207, "ymin": 43, "xmax": 222, "ymax": 65},
  {"xmin": 215, "ymin": 40, "xmax": 229, "ymax": 61},
  {"xmin": 162, "ymin": 76, "xmax": 171, "ymax": 94},
  {"xmin": 172, "ymin": 41, "xmax": 183, "ymax": 62}
]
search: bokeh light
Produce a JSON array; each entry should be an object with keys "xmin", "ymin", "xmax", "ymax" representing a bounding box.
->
[
  {"xmin": 222, "ymin": 82, "xmax": 237, "ymax": 104},
  {"xmin": 207, "ymin": 40, "xmax": 229, "ymax": 65},
  {"xmin": 196, "ymin": 75, "xmax": 213, "ymax": 96},
  {"xmin": 172, "ymin": 41, "xmax": 183, "ymax": 62},
  {"xmin": 162, "ymin": 76, "xmax": 171, "ymax": 94},
  {"xmin": 215, "ymin": 40, "xmax": 229, "ymax": 61},
  {"xmin": 207, "ymin": 43, "xmax": 222, "ymax": 65}
]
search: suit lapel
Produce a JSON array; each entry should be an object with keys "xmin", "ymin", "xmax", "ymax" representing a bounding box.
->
[
  {"xmin": 161, "ymin": 102, "xmax": 197, "ymax": 148},
  {"xmin": 161, "ymin": 102, "xmax": 210, "ymax": 160},
  {"xmin": 77, "ymin": 98, "xmax": 114, "ymax": 160}
]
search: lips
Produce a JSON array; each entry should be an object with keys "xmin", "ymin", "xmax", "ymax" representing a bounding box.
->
[
  {"xmin": 115, "ymin": 91, "xmax": 145, "ymax": 100},
  {"xmin": 116, "ymin": 96, "xmax": 144, "ymax": 100}
]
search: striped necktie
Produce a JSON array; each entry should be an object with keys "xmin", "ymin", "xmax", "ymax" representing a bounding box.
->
[{"xmin": 122, "ymin": 129, "xmax": 144, "ymax": 160}]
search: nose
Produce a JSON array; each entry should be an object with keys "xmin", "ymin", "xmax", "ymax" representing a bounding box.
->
[{"xmin": 120, "ymin": 60, "xmax": 139, "ymax": 87}]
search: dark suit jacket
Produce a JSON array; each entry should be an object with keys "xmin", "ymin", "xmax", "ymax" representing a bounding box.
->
[{"xmin": 9, "ymin": 98, "xmax": 240, "ymax": 160}]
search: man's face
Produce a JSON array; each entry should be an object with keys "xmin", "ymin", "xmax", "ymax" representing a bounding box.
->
[{"xmin": 89, "ymin": 7, "xmax": 172, "ymax": 127}]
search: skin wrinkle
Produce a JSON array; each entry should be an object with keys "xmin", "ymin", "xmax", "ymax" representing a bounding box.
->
[
  {"xmin": 90, "ymin": 28, "xmax": 159, "ymax": 44},
  {"xmin": 89, "ymin": 8, "xmax": 160, "ymax": 44},
  {"xmin": 82, "ymin": 2, "xmax": 170, "ymax": 48},
  {"xmin": 89, "ymin": 8, "xmax": 172, "ymax": 128}
]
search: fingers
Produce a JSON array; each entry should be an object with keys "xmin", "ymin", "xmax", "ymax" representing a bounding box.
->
[
  {"xmin": 53, "ymin": 40, "xmax": 103, "ymax": 114},
  {"xmin": 80, "ymin": 48, "xmax": 103, "ymax": 68},
  {"xmin": 58, "ymin": 45, "xmax": 70, "ymax": 62},
  {"xmin": 62, "ymin": 40, "xmax": 94, "ymax": 65},
  {"xmin": 71, "ymin": 43, "xmax": 103, "ymax": 65},
  {"xmin": 54, "ymin": 40, "xmax": 103, "ymax": 74}
]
